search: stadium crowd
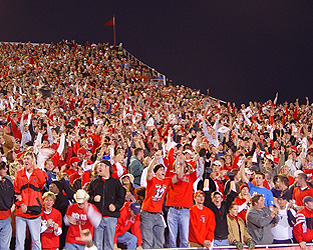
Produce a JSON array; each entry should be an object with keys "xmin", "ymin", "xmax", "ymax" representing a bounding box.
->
[{"xmin": 1, "ymin": 40, "xmax": 313, "ymax": 250}]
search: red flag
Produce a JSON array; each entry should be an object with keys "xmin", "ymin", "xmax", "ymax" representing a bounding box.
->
[
  {"xmin": 105, "ymin": 17, "xmax": 114, "ymax": 26},
  {"xmin": 105, "ymin": 16, "xmax": 116, "ymax": 46}
]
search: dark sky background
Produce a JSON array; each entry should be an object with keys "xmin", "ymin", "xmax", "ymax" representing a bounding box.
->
[{"xmin": 1, "ymin": 1, "xmax": 313, "ymax": 105}]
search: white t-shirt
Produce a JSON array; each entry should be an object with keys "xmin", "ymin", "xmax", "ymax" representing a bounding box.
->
[{"xmin": 271, "ymin": 208, "xmax": 296, "ymax": 240}]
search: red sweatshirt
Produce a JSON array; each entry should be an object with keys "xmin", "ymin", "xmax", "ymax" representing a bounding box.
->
[
  {"xmin": 189, "ymin": 205, "xmax": 216, "ymax": 245},
  {"xmin": 114, "ymin": 202, "xmax": 142, "ymax": 246}
]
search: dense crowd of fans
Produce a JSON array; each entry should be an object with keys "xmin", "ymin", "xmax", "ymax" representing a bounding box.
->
[{"xmin": 1, "ymin": 40, "xmax": 313, "ymax": 250}]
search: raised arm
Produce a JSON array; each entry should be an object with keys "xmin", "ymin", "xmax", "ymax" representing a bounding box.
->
[
  {"xmin": 239, "ymin": 159, "xmax": 248, "ymax": 183},
  {"xmin": 146, "ymin": 150, "xmax": 162, "ymax": 181}
]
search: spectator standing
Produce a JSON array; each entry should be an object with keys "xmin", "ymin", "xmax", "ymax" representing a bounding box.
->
[
  {"xmin": 278, "ymin": 175, "xmax": 293, "ymax": 202},
  {"xmin": 0, "ymin": 162, "xmax": 14, "ymax": 250},
  {"xmin": 246, "ymin": 194, "xmax": 279, "ymax": 245},
  {"xmin": 271, "ymin": 194, "xmax": 296, "ymax": 244},
  {"xmin": 240, "ymin": 165, "xmax": 274, "ymax": 208},
  {"xmin": 128, "ymin": 148, "xmax": 144, "ymax": 187},
  {"xmin": 64, "ymin": 189, "xmax": 102, "ymax": 250},
  {"xmin": 140, "ymin": 150, "xmax": 182, "ymax": 249},
  {"xmin": 292, "ymin": 172, "xmax": 313, "ymax": 211},
  {"xmin": 40, "ymin": 191, "xmax": 62, "ymax": 250},
  {"xmin": 165, "ymin": 156, "xmax": 204, "ymax": 248},
  {"xmin": 227, "ymin": 202, "xmax": 255, "ymax": 250},
  {"xmin": 87, "ymin": 160, "xmax": 125, "ymax": 250},
  {"xmin": 204, "ymin": 180, "xmax": 237, "ymax": 247},
  {"xmin": 234, "ymin": 183, "xmax": 251, "ymax": 222},
  {"xmin": 14, "ymin": 151, "xmax": 48, "ymax": 250},
  {"xmin": 189, "ymin": 190, "xmax": 215, "ymax": 249},
  {"xmin": 294, "ymin": 196, "xmax": 313, "ymax": 249},
  {"xmin": 49, "ymin": 180, "xmax": 70, "ymax": 249}
]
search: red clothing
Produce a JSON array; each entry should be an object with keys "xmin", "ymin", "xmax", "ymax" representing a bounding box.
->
[
  {"xmin": 114, "ymin": 202, "xmax": 142, "ymax": 245},
  {"xmin": 186, "ymin": 159, "xmax": 196, "ymax": 170},
  {"xmin": 66, "ymin": 168, "xmax": 76, "ymax": 176},
  {"xmin": 81, "ymin": 171, "xmax": 92, "ymax": 187},
  {"xmin": 142, "ymin": 177, "xmax": 172, "ymax": 213},
  {"xmin": 221, "ymin": 165, "xmax": 233, "ymax": 172},
  {"xmin": 189, "ymin": 205, "xmax": 216, "ymax": 244},
  {"xmin": 14, "ymin": 168, "xmax": 48, "ymax": 218},
  {"xmin": 166, "ymin": 171, "xmax": 197, "ymax": 208},
  {"xmin": 41, "ymin": 208, "xmax": 62, "ymax": 250},
  {"xmin": 168, "ymin": 148, "xmax": 175, "ymax": 172},
  {"xmin": 234, "ymin": 196, "xmax": 248, "ymax": 222},
  {"xmin": 0, "ymin": 209, "xmax": 10, "ymax": 220},
  {"xmin": 294, "ymin": 207, "xmax": 313, "ymax": 243},
  {"xmin": 303, "ymin": 169, "xmax": 313, "ymax": 181},
  {"xmin": 65, "ymin": 203, "xmax": 99, "ymax": 245},
  {"xmin": 111, "ymin": 163, "xmax": 128, "ymax": 180},
  {"xmin": 289, "ymin": 176, "xmax": 295, "ymax": 185},
  {"xmin": 293, "ymin": 185, "xmax": 313, "ymax": 207},
  {"xmin": 69, "ymin": 172, "xmax": 80, "ymax": 185}
]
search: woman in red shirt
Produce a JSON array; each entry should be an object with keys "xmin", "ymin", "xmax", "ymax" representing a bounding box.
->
[{"xmin": 234, "ymin": 184, "xmax": 251, "ymax": 222}]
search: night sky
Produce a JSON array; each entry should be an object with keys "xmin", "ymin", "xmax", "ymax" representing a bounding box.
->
[{"xmin": 1, "ymin": 1, "xmax": 313, "ymax": 105}]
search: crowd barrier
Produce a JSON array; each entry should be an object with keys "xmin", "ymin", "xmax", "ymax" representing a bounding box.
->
[{"xmin": 150, "ymin": 244, "xmax": 312, "ymax": 249}]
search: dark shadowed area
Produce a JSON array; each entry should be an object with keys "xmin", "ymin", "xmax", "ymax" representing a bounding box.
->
[{"xmin": 0, "ymin": 0, "xmax": 313, "ymax": 104}]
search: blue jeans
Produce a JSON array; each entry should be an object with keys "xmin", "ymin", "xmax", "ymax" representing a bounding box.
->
[
  {"xmin": 140, "ymin": 210, "xmax": 165, "ymax": 249},
  {"xmin": 167, "ymin": 207, "xmax": 190, "ymax": 248},
  {"xmin": 213, "ymin": 238, "xmax": 229, "ymax": 246},
  {"xmin": 0, "ymin": 217, "xmax": 12, "ymax": 250},
  {"xmin": 15, "ymin": 216, "xmax": 41, "ymax": 250},
  {"xmin": 64, "ymin": 243, "xmax": 86, "ymax": 250},
  {"xmin": 117, "ymin": 231, "xmax": 137, "ymax": 249},
  {"xmin": 93, "ymin": 217, "xmax": 117, "ymax": 250}
]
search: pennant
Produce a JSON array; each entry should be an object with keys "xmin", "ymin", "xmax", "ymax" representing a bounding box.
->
[{"xmin": 105, "ymin": 17, "xmax": 114, "ymax": 26}]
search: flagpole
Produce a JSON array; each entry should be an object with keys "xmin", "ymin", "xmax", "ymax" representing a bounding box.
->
[{"xmin": 113, "ymin": 15, "xmax": 116, "ymax": 47}]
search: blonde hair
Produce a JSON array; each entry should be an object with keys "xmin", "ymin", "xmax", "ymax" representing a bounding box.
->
[
  {"xmin": 9, "ymin": 161, "xmax": 22, "ymax": 177},
  {"xmin": 42, "ymin": 191, "xmax": 56, "ymax": 202}
]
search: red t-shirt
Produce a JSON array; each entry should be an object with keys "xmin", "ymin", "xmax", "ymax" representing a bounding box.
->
[
  {"xmin": 65, "ymin": 203, "xmax": 98, "ymax": 245},
  {"xmin": 41, "ymin": 208, "xmax": 62, "ymax": 249},
  {"xmin": 142, "ymin": 176, "xmax": 172, "ymax": 213},
  {"xmin": 166, "ymin": 171, "xmax": 197, "ymax": 208}
]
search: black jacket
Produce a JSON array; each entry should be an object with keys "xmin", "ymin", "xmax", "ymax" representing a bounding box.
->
[
  {"xmin": 205, "ymin": 190, "xmax": 237, "ymax": 240},
  {"xmin": 53, "ymin": 192, "xmax": 69, "ymax": 218},
  {"xmin": 0, "ymin": 176, "xmax": 14, "ymax": 211},
  {"xmin": 87, "ymin": 175, "xmax": 125, "ymax": 218}
]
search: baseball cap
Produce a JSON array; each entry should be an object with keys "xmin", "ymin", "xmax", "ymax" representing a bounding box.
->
[
  {"xmin": 245, "ymin": 168, "xmax": 253, "ymax": 175},
  {"xmin": 129, "ymin": 201, "xmax": 141, "ymax": 215},
  {"xmin": 194, "ymin": 190, "xmax": 205, "ymax": 198},
  {"xmin": 303, "ymin": 196, "xmax": 313, "ymax": 204},
  {"xmin": 240, "ymin": 183, "xmax": 249, "ymax": 191}
]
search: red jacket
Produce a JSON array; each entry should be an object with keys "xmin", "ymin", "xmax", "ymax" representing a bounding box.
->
[
  {"xmin": 114, "ymin": 202, "xmax": 142, "ymax": 246},
  {"xmin": 14, "ymin": 167, "xmax": 48, "ymax": 218},
  {"xmin": 294, "ymin": 207, "xmax": 313, "ymax": 243}
]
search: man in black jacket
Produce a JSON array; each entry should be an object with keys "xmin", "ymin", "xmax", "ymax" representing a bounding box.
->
[
  {"xmin": 204, "ymin": 180, "xmax": 237, "ymax": 247},
  {"xmin": 87, "ymin": 160, "xmax": 125, "ymax": 250},
  {"xmin": 0, "ymin": 162, "xmax": 14, "ymax": 250}
]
